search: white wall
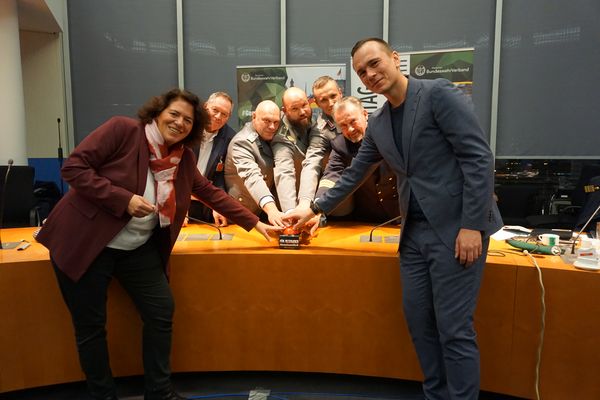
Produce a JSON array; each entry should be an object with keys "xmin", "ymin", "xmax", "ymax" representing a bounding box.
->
[
  {"xmin": 20, "ymin": 29, "xmax": 66, "ymax": 158},
  {"xmin": 44, "ymin": 0, "xmax": 65, "ymax": 31}
]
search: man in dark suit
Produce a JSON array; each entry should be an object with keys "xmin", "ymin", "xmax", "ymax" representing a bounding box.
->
[
  {"xmin": 315, "ymin": 96, "xmax": 399, "ymax": 223},
  {"xmin": 188, "ymin": 92, "xmax": 236, "ymax": 225},
  {"xmin": 286, "ymin": 38, "xmax": 502, "ymax": 399}
]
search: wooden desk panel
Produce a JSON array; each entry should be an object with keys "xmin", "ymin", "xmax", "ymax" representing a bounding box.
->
[
  {"xmin": 1, "ymin": 225, "xmax": 597, "ymax": 399},
  {"xmin": 510, "ymin": 253, "xmax": 600, "ymax": 399},
  {"xmin": 0, "ymin": 258, "xmax": 83, "ymax": 391}
]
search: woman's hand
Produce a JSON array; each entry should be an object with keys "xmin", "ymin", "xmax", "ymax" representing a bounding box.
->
[
  {"xmin": 212, "ymin": 210, "xmax": 228, "ymax": 227},
  {"xmin": 253, "ymin": 221, "xmax": 284, "ymax": 241},
  {"xmin": 127, "ymin": 194, "xmax": 155, "ymax": 217}
]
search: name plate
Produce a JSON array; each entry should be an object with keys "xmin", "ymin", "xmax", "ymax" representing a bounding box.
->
[{"xmin": 279, "ymin": 234, "xmax": 301, "ymax": 249}]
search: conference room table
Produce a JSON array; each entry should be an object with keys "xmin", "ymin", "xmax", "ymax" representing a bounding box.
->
[{"xmin": 1, "ymin": 223, "xmax": 599, "ymax": 399}]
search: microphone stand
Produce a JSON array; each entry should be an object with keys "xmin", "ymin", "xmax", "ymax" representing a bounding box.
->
[
  {"xmin": 186, "ymin": 215, "xmax": 223, "ymax": 240},
  {"xmin": 368, "ymin": 215, "xmax": 402, "ymax": 242},
  {"xmin": 569, "ymin": 202, "xmax": 600, "ymax": 255},
  {"xmin": 57, "ymin": 118, "xmax": 64, "ymax": 196}
]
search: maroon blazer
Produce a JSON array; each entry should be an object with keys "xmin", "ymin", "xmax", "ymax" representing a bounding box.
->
[{"xmin": 37, "ymin": 116, "xmax": 259, "ymax": 282}]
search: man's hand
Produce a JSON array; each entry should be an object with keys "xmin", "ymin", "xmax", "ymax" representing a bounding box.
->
[
  {"xmin": 212, "ymin": 210, "xmax": 228, "ymax": 227},
  {"xmin": 283, "ymin": 207, "xmax": 316, "ymax": 230},
  {"xmin": 455, "ymin": 228, "xmax": 483, "ymax": 267},
  {"xmin": 263, "ymin": 202, "xmax": 286, "ymax": 228},
  {"xmin": 127, "ymin": 194, "xmax": 155, "ymax": 217},
  {"xmin": 253, "ymin": 221, "xmax": 284, "ymax": 241},
  {"xmin": 304, "ymin": 214, "xmax": 321, "ymax": 237},
  {"xmin": 297, "ymin": 198, "xmax": 312, "ymax": 209}
]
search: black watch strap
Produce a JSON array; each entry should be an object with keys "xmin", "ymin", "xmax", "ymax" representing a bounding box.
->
[{"xmin": 310, "ymin": 199, "xmax": 323, "ymax": 215}]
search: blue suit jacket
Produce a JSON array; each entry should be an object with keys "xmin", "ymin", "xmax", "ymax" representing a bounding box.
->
[
  {"xmin": 192, "ymin": 124, "xmax": 237, "ymax": 189},
  {"xmin": 316, "ymin": 134, "xmax": 399, "ymax": 222},
  {"xmin": 319, "ymin": 77, "xmax": 502, "ymax": 248}
]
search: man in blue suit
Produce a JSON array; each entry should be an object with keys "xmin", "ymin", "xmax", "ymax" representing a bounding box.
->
[
  {"xmin": 286, "ymin": 38, "xmax": 502, "ymax": 399},
  {"xmin": 188, "ymin": 92, "xmax": 237, "ymax": 225}
]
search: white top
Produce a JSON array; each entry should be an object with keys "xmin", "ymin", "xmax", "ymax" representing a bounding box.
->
[
  {"xmin": 196, "ymin": 129, "xmax": 218, "ymax": 176},
  {"xmin": 107, "ymin": 169, "xmax": 158, "ymax": 250}
]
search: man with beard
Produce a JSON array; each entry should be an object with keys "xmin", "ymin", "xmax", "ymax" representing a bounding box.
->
[{"xmin": 271, "ymin": 87, "xmax": 329, "ymax": 212}]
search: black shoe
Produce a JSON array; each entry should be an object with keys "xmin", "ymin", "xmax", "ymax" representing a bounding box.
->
[{"xmin": 144, "ymin": 388, "xmax": 186, "ymax": 400}]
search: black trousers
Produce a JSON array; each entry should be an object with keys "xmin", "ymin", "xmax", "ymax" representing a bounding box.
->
[{"xmin": 52, "ymin": 240, "xmax": 174, "ymax": 399}]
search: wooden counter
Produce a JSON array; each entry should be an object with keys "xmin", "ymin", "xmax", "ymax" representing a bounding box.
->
[{"xmin": 1, "ymin": 224, "xmax": 598, "ymax": 399}]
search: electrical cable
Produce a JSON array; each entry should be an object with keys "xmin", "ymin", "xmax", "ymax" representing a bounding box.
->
[
  {"xmin": 186, "ymin": 215, "xmax": 223, "ymax": 240},
  {"xmin": 522, "ymin": 250, "xmax": 546, "ymax": 400}
]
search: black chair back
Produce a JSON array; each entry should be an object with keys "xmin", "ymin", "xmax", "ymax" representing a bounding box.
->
[
  {"xmin": 0, "ymin": 165, "xmax": 36, "ymax": 228},
  {"xmin": 575, "ymin": 175, "xmax": 600, "ymax": 231}
]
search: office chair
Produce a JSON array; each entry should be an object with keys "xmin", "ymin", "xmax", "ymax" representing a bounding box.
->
[
  {"xmin": 575, "ymin": 175, "xmax": 600, "ymax": 233},
  {"xmin": 495, "ymin": 184, "xmax": 543, "ymax": 226},
  {"xmin": 526, "ymin": 163, "xmax": 600, "ymax": 229},
  {"xmin": 0, "ymin": 165, "xmax": 39, "ymax": 228}
]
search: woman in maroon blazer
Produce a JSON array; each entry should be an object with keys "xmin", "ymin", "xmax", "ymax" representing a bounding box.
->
[{"xmin": 37, "ymin": 88, "xmax": 277, "ymax": 400}]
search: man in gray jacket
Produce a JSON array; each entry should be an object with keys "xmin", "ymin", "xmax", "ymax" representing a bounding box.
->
[
  {"xmin": 271, "ymin": 87, "xmax": 329, "ymax": 212},
  {"xmin": 312, "ymin": 75, "xmax": 343, "ymax": 141},
  {"xmin": 225, "ymin": 100, "xmax": 286, "ymax": 227}
]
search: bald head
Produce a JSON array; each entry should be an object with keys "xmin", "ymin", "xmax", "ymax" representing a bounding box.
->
[
  {"xmin": 252, "ymin": 100, "xmax": 281, "ymax": 141},
  {"xmin": 255, "ymin": 100, "xmax": 279, "ymax": 115},
  {"xmin": 282, "ymin": 87, "xmax": 312, "ymax": 130}
]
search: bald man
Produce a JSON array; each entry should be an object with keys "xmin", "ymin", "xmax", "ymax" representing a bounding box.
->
[
  {"xmin": 224, "ymin": 100, "xmax": 286, "ymax": 227},
  {"xmin": 271, "ymin": 87, "xmax": 329, "ymax": 212}
]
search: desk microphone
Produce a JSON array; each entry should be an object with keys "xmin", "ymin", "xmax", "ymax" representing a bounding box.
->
[
  {"xmin": 368, "ymin": 215, "xmax": 402, "ymax": 242},
  {"xmin": 570, "ymin": 200, "xmax": 600, "ymax": 255},
  {"xmin": 186, "ymin": 215, "xmax": 223, "ymax": 240},
  {"xmin": 1, "ymin": 159, "xmax": 16, "ymax": 250}
]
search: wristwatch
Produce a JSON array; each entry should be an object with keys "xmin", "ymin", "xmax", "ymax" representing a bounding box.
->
[{"xmin": 309, "ymin": 199, "xmax": 323, "ymax": 215}]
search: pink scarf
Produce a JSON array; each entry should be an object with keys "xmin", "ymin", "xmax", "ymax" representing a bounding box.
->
[{"xmin": 145, "ymin": 121, "xmax": 184, "ymax": 227}]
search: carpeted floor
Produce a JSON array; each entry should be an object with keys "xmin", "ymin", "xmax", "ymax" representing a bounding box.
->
[{"xmin": 2, "ymin": 371, "xmax": 524, "ymax": 400}]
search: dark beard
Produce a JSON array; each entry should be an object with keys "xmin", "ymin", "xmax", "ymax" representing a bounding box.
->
[{"xmin": 290, "ymin": 119, "xmax": 309, "ymax": 132}]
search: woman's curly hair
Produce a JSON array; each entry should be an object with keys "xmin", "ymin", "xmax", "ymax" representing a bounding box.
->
[{"xmin": 137, "ymin": 88, "xmax": 208, "ymax": 146}]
